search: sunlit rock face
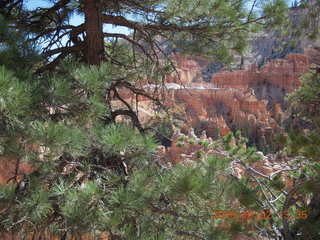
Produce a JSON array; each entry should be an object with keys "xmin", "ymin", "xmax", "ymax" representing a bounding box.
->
[
  {"xmin": 112, "ymin": 29, "xmax": 319, "ymax": 153},
  {"xmin": 213, "ymin": 54, "xmax": 308, "ymax": 91},
  {"xmin": 156, "ymin": 52, "xmax": 310, "ymax": 152},
  {"xmin": 116, "ymin": 49, "xmax": 314, "ymax": 152},
  {"xmin": 157, "ymin": 4, "xmax": 320, "ymax": 150},
  {"xmin": 213, "ymin": 53, "xmax": 309, "ymax": 113}
]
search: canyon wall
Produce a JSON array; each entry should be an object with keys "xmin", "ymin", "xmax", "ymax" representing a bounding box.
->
[{"xmin": 125, "ymin": 51, "xmax": 313, "ymax": 153}]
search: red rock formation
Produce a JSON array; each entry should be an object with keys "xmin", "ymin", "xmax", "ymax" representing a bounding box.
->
[
  {"xmin": 166, "ymin": 54, "xmax": 208, "ymax": 84},
  {"xmin": 117, "ymin": 52, "xmax": 312, "ymax": 152},
  {"xmin": 166, "ymin": 88, "xmax": 281, "ymax": 144},
  {"xmin": 162, "ymin": 53, "xmax": 310, "ymax": 150},
  {"xmin": 213, "ymin": 54, "xmax": 309, "ymax": 91}
]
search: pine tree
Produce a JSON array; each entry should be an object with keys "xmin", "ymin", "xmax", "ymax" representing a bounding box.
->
[
  {"xmin": 0, "ymin": 1, "xmax": 294, "ymax": 239},
  {"xmin": 0, "ymin": 14, "xmax": 40, "ymax": 78},
  {"xmin": 4, "ymin": 0, "xmax": 289, "ymax": 68}
]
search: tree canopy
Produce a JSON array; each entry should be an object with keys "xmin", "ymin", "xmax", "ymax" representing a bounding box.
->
[
  {"xmin": 3, "ymin": 1, "xmax": 320, "ymax": 240},
  {"xmin": 3, "ymin": 0, "xmax": 289, "ymax": 68}
]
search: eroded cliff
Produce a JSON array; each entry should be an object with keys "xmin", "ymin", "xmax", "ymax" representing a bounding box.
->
[{"xmin": 120, "ymin": 51, "xmax": 313, "ymax": 153}]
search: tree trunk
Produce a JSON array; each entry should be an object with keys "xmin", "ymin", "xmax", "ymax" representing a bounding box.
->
[{"xmin": 83, "ymin": 0, "xmax": 104, "ymax": 65}]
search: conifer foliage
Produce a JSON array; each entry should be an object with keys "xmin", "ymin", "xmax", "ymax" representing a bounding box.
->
[
  {"xmin": 3, "ymin": 0, "xmax": 288, "ymax": 68},
  {"xmin": 2, "ymin": 0, "xmax": 315, "ymax": 240}
]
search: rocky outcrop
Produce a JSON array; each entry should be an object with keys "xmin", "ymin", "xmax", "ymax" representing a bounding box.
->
[
  {"xmin": 114, "ymin": 46, "xmax": 317, "ymax": 154},
  {"xmin": 153, "ymin": 3, "xmax": 320, "ymax": 150},
  {"xmin": 165, "ymin": 87, "xmax": 281, "ymax": 143},
  {"xmin": 126, "ymin": 52, "xmax": 311, "ymax": 152},
  {"xmin": 167, "ymin": 55, "xmax": 207, "ymax": 84},
  {"xmin": 116, "ymin": 52, "xmax": 312, "ymax": 152},
  {"xmin": 213, "ymin": 54, "xmax": 308, "ymax": 91}
]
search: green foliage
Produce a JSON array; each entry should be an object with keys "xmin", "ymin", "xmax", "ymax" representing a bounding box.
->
[
  {"xmin": 29, "ymin": 121, "xmax": 89, "ymax": 157},
  {"xmin": 287, "ymin": 68, "xmax": 320, "ymax": 122},
  {"xmin": 297, "ymin": 0, "xmax": 320, "ymax": 40},
  {"xmin": 164, "ymin": 0, "xmax": 288, "ymax": 62},
  {"xmin": 0, "ymin": 184, "xmax": 15, "ymax": 204},
  {"xmin": 286, "ymin": 67, "xmax": 320, "ymax": 159},
  {"xmin": 223, "ymin": 132, "xmax": 235, "ymax": 150},
  {"xmin": 262, "ymin": 0, "xmax": 289, "ymax": 27},
  {"xmin": 61, "ymin": 181, "xmax": 103, "ymax": 231},
  {"xmin": 0, "ymin": 53, "xmax": 286, "ymax": 240},
  {"xmin": 0, "ymin": 15, "xmax": 40, "ymax": 77},
  {"xmin": 270, "ymin": 174, "xmax": 285, "ymax": 190},
  {"xmin": 0, "ymin": 62, "xmax": 160, "ymax": 237},
  {"xmin": 2, "ymin": 0, "xmax": 289, "ymax": 70},
  {"xmin": 24, "ymin": 189, "xmax": 53, "ymax": 224},
  {"xmin": 3, "ymin": 61, "xmax": 320, "ymax": 239},
  {"xmin": 93, "ymin": 123, "xmax": 157, "ymax": 156},
  {"xmin": 0, "ymin": 1, "xmax": 303, "ymax": 239},
  {"xmin": 0, "ymin": 66, "xmax": 31, "ymax": 118},
  {"xmin": 275, "ymin": 67, "xmax": 320, "ymax": 239},
  {"xmin": 233, "ymin": 179, "xmax": 258, "ymax": 207}
]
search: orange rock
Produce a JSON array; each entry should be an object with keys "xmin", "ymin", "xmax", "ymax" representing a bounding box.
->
[
  {"xmin": 0, "ymin": 156, "xmax": 34, "ymax": 184},
  {"xmin": 117, "ymin": 53, "xmax": 311, "ymax": 150}
]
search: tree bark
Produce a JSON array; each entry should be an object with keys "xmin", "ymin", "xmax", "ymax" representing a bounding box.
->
[{"xmin": 83, "ymin": 0, "xmax": 104, "ymax": 65}]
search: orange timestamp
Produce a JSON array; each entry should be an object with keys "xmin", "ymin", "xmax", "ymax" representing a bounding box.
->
[{"xmin": 212, "ymin": 209, "xmax": 309, "ymax": 222}]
